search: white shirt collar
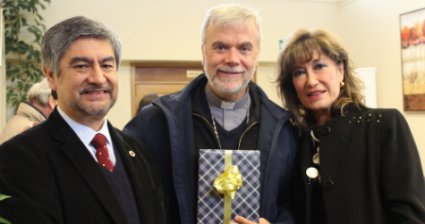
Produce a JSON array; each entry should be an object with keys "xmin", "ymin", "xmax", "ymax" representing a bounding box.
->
[{"xmin": 56, "ymin": 106, "xmax": 116, "ymax": 164}]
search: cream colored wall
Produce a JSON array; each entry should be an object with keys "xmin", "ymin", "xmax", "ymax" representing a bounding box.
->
[
  {"xmin": 336, "ymin": 0, "xmax": 425, "ymax": 171},
  {"xmin": 2, "ymin": 0, "xmax": 423, "ymax": 170},
  {"xmin": 107, "ymin": 61, "xmax": 132, "ymax": 128},
  {"xmin": 42, "ymin": 0, "xmax": 339, "ymax": 61}
]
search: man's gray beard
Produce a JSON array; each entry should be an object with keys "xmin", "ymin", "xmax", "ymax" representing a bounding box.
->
[
  {"xmin": 205, "ymin": 72, "xmax": 251, "ymax": 96},
  {"xmin": 73, "ymin": 99, "xmax": 116, "ymax": 117}
]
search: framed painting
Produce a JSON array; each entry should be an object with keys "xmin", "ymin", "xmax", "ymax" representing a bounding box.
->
[{"xmin": 400, "ymin": 7, "xmax": 425, "ymax": 110}]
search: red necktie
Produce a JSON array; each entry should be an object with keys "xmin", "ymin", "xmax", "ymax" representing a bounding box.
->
[{"xmin": 91, "ymin": 133, "xmax": 114, "ymax": 172}]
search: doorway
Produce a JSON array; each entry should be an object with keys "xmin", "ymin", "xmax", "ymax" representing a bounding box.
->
[{"xmin": 131, "ymin": 61, "xmax": 203, "ymax": 116}]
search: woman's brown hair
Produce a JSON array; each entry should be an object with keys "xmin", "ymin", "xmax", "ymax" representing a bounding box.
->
[{"xmin": 277, "ymin": 29, "xmax": 365, "ymax": 130}]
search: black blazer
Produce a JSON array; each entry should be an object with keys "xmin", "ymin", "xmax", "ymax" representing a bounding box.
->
[
  {"xmin": 292, "ymin": 107, "xmax": 425, "ymax": 224},
  {"xmin": 0, "ymin": 109, "xmax": 167, "ymax": 224}
]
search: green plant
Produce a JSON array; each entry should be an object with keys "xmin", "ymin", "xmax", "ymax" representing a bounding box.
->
[
  {"xmin": 2, "ymin": 0, "xmax": 51, "ymax": 113},
  {"xmin": 0, "ymin": 194, "xmax": 11, "ymax": 224}
]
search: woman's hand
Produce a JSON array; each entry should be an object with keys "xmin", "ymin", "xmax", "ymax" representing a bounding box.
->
[{"xmin": 230, "ymin": 215, "xmax": 270, "ymax": 224}]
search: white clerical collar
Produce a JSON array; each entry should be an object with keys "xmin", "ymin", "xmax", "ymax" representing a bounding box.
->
[
  {"xmin": 205, "ymin": 85, "xmax": 250, "ymax": 110},
  {"xmin": 205, "ymin": 85, "xmax": 251, "ymax": 131}
]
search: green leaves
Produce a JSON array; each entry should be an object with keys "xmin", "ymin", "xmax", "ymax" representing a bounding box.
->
[
  {"xmin": 0, "ymin": 216, "xmax": 11, "ymax": 224},
  {"xmin": 0, "ymin": 194, "xmax": 11, "ymax": 224},
  {"xmin": 0, "ymin": 194, "xmax": 10, "ymax": 201},
  {"xmin": 2, "ymin": 0, "xmax": 50, "ymax": 113}
]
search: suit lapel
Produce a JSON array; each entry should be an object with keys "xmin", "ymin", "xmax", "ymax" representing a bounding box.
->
[
  {"xmin": 47, "ymin": 110, "xmax": 128, "ymax": 224},
  {"xmin": 109, "ymin": 124, "xmax": 159, "ymax": 223}
]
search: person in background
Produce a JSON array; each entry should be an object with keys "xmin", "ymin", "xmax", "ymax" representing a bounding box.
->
[
  {"xmin": 136, "ymin": 93, "xmax": 159, "ymax": 113},
  {"xmin": 124, "ymin": 4, "xmax": 297, "ymax": 224},
  {"xmin": 0, "ymin": 16, "xmax": 167, "ymax": 224},
  {"xmin": 0, "ymin": 78, "xmax": 55, "ymax": 144},
  {"xmin": 277, "ymin": 29, "xmax": 425, "ymax": 224}
]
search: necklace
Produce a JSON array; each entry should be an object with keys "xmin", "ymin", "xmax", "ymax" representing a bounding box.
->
[
  {"xmin": 310, "ymin": 130, "xmax": 320, "ymax": 165},
  {"xmin": 211, "ymin": 117, "xmax": 222, "ymax": 149}
]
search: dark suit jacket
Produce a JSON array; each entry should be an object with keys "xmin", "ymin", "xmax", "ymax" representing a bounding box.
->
[{"xmin": 0, "ymin": 109, "xmax": 167, "ymax": 224}]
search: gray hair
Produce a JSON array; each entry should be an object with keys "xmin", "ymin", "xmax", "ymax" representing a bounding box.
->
[
  {"xmin": 41, "ymin": 16, "xmax": 122, "ymax": 76},
  {"xmin": 27, "ymin": 78, "xmax": 51, "ymax": 106},
  {"xmin": 201, "ymin": 4, "xmax": 262, "ymax": 45}
]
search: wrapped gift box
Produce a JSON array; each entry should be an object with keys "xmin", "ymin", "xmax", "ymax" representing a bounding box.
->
[{"xmin": 197, "ymin": 149, "xmax": 260, "ymax": 224}]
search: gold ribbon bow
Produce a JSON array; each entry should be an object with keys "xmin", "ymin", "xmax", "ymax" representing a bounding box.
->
[{"xmin": 213, "ymin": 165, "xmax": 243, "ymax": 199}]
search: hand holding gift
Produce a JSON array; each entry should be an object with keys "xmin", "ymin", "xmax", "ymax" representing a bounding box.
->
[{"xmin": 230, "ymin": 215, "xmax": 270, "ymax": 224}]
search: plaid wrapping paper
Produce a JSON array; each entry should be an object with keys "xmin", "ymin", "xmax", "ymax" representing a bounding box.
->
[{"xmin": 197, "ymin": 149, "xmax": 261, "ymax": 224}]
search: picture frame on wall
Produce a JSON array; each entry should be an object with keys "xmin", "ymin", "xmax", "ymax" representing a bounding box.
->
[{"xmin": 400, "ymin": 7, "xmax": 425, "ymax": 111}]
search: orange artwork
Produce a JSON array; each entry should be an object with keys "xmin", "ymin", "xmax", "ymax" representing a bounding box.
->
[{"xmin": 400, "ymin": 8, "xmax": 425, "ymax": 110}]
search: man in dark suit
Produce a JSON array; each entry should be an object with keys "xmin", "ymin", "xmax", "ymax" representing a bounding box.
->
[{"xmin": 0, "ymin": 16, "xmax": 167, "ymax": 224}]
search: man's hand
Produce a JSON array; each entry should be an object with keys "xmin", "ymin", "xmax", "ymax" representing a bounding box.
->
[{"xmin": 230, "ymin": 215, "xmax": 270, "ymax": 224}]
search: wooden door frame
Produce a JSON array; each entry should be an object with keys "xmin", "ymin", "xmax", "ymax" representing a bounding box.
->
[{"xmin": 130, "ymin": 61, "xmax": 203, "ymax": 116}]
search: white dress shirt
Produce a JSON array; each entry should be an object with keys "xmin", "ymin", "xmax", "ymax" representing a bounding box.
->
[{"xmin": 57, "ymin": 107, "xmax": 116, "ymax": 165}]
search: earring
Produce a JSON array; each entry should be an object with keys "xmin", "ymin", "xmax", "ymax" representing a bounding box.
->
[
  {"xmin": 340, "ymin": 81, "xmax": 345, "ymax": 88},
  {"xmin": 299, "ymin": 106, "xmax": 306, "ymax": 116}
]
